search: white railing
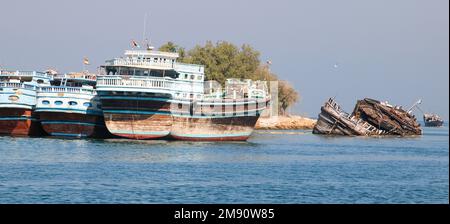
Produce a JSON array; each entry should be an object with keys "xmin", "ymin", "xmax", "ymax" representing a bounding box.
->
[
  {"xmin": 175, "ymin": 63, "xmax": 204, "ymax": 73},
  {"xmin": 39, "ymin": 86, "xmax": 96, "ymax": 94},
  {"xmin": 0, "ymin": 70, "xmax": 48, "ymax": 77},
  {"xmin": 0, "ymin": 82, "xmax": 36, "ymax": 90},
  {"xmin": 124, "ymin": 50, "xmax": 179, "ymax": 58},
  {"xmin": 97, "ymin": 77, "xmax": 174, "ymax": 90},
  {"xmin": 105, "ymin": 58, "xmax": 174, "ymax": 68},
  {"xmin": 55, "ymin": 73, "xmax": 97, "ymax": 81}
]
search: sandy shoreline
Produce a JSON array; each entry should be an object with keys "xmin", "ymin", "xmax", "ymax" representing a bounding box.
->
[{"xmin": 255, "ymin": 115, "xmax": 317, "ymax": 130}]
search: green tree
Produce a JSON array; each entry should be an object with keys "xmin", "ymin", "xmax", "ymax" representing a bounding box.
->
[
  {"xmin": 158, "ymin": 41, "xmax": 300, "ymax": 115},
  {"xmin": 159, "ymin": 41, "xmax": 186, "ymax": 61},
  {"xmin": 278, "ymin": 81, "xmax": 299, "ymax": 115},
  {"xmin": 252, "ymin": 65, "xmax": 299, "ymax": 115},
  {"xmin": 184, "ymin": 41, "xmax": 259, "ymax": 84}
]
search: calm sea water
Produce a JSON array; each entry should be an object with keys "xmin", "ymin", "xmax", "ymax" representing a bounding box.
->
[{"xmin": 0, "ymin": 125, "xmax": 448, "ymax": 204}]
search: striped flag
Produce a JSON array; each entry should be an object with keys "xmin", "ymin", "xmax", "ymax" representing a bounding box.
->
[{"xmin": 83, "ymin": 57, "xmax": 90, "ymax": 65}]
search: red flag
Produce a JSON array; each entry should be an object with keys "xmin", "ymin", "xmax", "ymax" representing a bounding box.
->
[{"xmin": 132, "ymin": 40, "xmax": 140, "ymax": 48}]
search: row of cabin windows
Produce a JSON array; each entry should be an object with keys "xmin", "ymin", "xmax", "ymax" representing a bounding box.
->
[
  {"xmin": 134, "ymin": 57, "xmax": 175, "ymax": 64},
  {"xmin": 106, "ymin": 68, "xmax": 178, "ymax": 79},
  {"xmin": 175, "ymin": 92, "xmax": 202, "ymax": 99},
  {"xmin": 180, "ymin": 73, "xmax": 203, "ymax": 81},
  {"xmin": 41, "ymin": 100, "xmax": 100, "ymax": 109},
  {"xmin": 106, "ymin": 68, "xmax": 203, "ymax": 81}
]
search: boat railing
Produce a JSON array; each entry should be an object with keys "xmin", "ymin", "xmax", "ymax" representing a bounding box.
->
[
  {"xmin": 175, "ymin": 62, "xmax": 205, "ymax": 73},
  {"xmin": 97, "ymin": 77, "xmax": 174, "ymax": 90},
  {"xmin": 55, "ymin": 73, "xmax": 97, "ymax": 81},
  {"xmin": 39, "ymin": 86, "xmax": 96, "ymax": 94},
  {"xmin": 0, "ymin": 70, "xmax": 48, "ymax": 77},
  {"xmin": 327, "ymin": 99, "xmax": 350, "ymax": 117},
  {"xmin": 124, "ymin": 50, "xmax": 179, "ymax": 58},
  {"xmin": 0, "ymin": 82, "xmax": 36, "ymax": 90},
  {"xmin": 105, "ymin": 58, "xmax": 174, "ymax": 68}
]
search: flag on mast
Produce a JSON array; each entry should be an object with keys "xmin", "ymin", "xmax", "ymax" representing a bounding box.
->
[
  {"xmin": 83, "ymin": 57, "xmax": 90, "ymax": 65},
  {"xmin": 132, "ymin": 40, "xmax": 140, "ymax": 48}
]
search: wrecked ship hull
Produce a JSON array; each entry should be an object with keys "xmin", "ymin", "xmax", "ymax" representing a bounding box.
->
[
  {"xmin": 313, "ymin": 98, "xmax": 421, "ymax": 136},
  {"xmin": 352, "ymin": 98, "xmax": 421, "ymax": 136},
  {"xmin": 313, "ymin": 98, "xmax": 384, "ymax": 136}
]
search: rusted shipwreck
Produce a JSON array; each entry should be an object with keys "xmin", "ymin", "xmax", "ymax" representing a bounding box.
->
[{"xmin": 313, "ymin": 98, "xmax": 422, "ymax": 136}]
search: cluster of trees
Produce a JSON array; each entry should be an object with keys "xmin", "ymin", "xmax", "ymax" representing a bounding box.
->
[{"xmin": 159, "ymin": 41, "xmax": 299, "ymax": 115}]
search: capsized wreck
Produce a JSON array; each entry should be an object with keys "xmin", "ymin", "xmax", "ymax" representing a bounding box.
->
[
  {"xmin": 312, "ymin": 98, "xmax": 385, "ymax": 136},
  {"xmin": 313, "ymin": 98, "xmax": 422, "ymax": 136}
]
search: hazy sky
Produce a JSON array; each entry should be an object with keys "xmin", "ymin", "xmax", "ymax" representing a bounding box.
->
[{"xmin": 1, "ymin": 0, "xmax": 448, "ymax": 119}]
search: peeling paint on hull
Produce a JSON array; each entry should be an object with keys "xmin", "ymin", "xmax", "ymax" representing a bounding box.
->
[
  {"xmin": 98, "ymin": 91, "xmax": 269, "ymax": 141},
  {"xmin": 170, "ymin": 116, "xmax": 259, "ymax": 141},
  {"xmin": 103, "ymin": 113, "xmax": 172, "ymax": 140},
  {"xmin": 0, "ymin": 108, "xmax": 43, "ymax": 136},
  {"xmin": 39, "ymin": 112, "xmax": 110, "ymax": 138}
]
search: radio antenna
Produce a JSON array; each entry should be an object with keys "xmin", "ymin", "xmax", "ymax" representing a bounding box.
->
[{"xmin": 142, "ymin": 13, "xmax": 147, "ymax": 44}]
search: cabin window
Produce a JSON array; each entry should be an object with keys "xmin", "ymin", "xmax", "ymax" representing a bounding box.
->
[
  {"xmin": 37, "ymin": 79, "xmax": 44, "ymax": 84},
  {"xmin": 178, "ymin": 103, "xmax": 182, "ymax": 109},
  {"xmin": 83, "ymin": 102, "xmax": 92, "ymax": 107},
  {"xmin": 190, "ymin": 75, "xmax": 195, "ymax": 80},
  {"xmin": 185, "ymin": 74, "xmax": 188, "ymax": 79},
  {"xmin": 68, "ymin": 101, "xmax": 78, "ymax": 106},
  {"xmin": 42, "ymin": 100, "xmax": 50, "ymax": 105},
  {"xmin": 55, "ymin": 101, "xmax": 63, "ymax": 105},
  {"xmin": 197, "ymin": 76, "xmax": 202, "ymax": 80}
]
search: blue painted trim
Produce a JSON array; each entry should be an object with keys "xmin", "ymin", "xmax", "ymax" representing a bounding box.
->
[
  {"xmin": 0, "ymin": 92, "xmax": 36, "ymax": 97},
  {"xmin": 99, "ymin": 96, "xmax": 170, "ymax": 102},
  {"xmin": 103, "ymin": 110, "xmax": 170, "ymax": 115},
  {"xmin": 41, "ymin": 120, "xmax": 103, "ymax": 126},
  {"xmin": 172, "ymin": 112, "xmax": 262, "ymax": 119},
  {"xmin": 49, "ymin": 132, "xmax": 88, "ymax": 138},
  {"xmin": 0, "ymin": 106, "xmax": 34, "ymax": 110},
  {"xmin": 35, "ymin": 108, "xmax": 103, "ymax": 116},
  {"xmin": 0, "ymin": 116, "xmax": 36, "ymax": 121},
  {"xmin": 37, "ymin": 95, "xmax": 98, "ymax": 100},
  {"xmin": 172, "ymin": 132, "xmax": 252, "ymax": 138},
  {"xmin": 0, "ymin": 102, "xmax": 35, "ymax": 107},
  {"xmin": 111, "ymin": 130, "xmax": 170, "ymax": 135}
]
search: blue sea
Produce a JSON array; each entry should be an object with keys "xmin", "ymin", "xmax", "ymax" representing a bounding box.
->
[{"xmin": 0, "ymin": 125, "xmax": 448, "ymax": 204}]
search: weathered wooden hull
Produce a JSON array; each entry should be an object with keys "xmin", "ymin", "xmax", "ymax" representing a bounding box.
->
[
  {"xmin": 170, "ymin": 116, "xmax": 259, "ymax": 141},
  {"xmin": 99, "ymin": 92, "xmax": 172, "ymax": 139},
  {"xmin": 102, "ymin": 113, "xmax": 172, "ymax": 139},
  {"xmin": 353, "ymin": 98, "xmax": 422, "ymax": 135},
  {"xmin": 313, "ymin": 98, "xmax": 382, "ymax": 136},
  {"xmin": 170, "ymin": 98, "xmax": 268, "ymax": 141},
  {"xmin": 313, "ymin": 108, "xmax": 357, "ymax": 136},
  {"xmin": 39, "ymin": 112, "xmax": 108, "ymax": 138},
  {"xmin": 98, "ymin": 90, "xmax": 269, "ymax": 141},
  {"xmin": 0, "ymin": 108, "xmax": 44, "ymax": 136}
]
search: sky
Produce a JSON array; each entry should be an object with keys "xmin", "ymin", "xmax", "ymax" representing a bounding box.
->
[{"xmin": 0, "ymin": 0, "xmax": 448, "ymax": 119}]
